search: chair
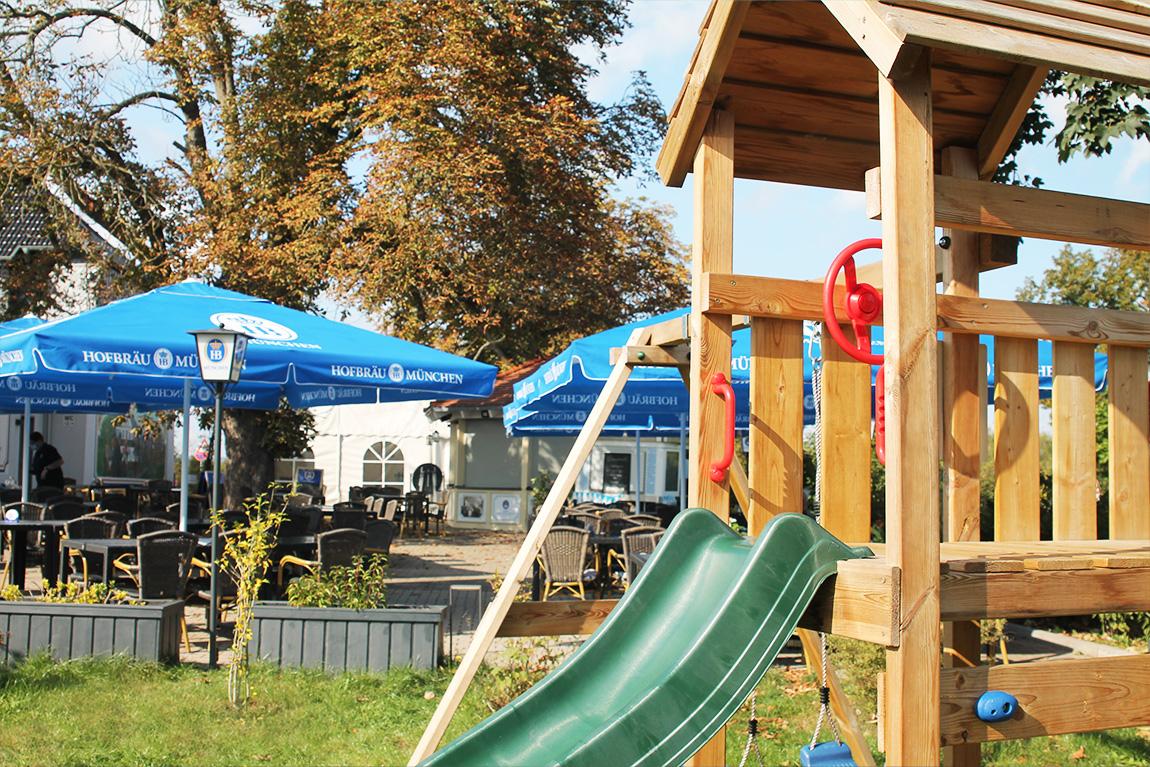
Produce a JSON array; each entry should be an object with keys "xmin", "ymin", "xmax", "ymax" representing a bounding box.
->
[
  {"xmin": 1, "ymin": 502, "xmax": 45, "ymax": 583},
  {"xmin": 628, "ymin": 514, "xmax": 664, "ymax": 528},
  {"xmin": 146, "ymin": 479, "xmax": 174, "ymax": 512},
  {"xmin": 330, "ymin": 508, "xmax": 367, "ymax": 531},
  {"xmin": 95, "ymin": 492, "xmax": 131, "ymax": 516},
  {"xmin": 31, "ymin": 487, "xmax": 66, "ymax": 503},
  {"xmin": 45, "ymin": 498, "xmax": 88, "ymax": 521},
  {"xmin": 127, "ymin": 517, "xmax": 176, "ymax": 537},
  {"xmin": 365, "ymin": 519, "xmax": 398, "ymax": 557},
  {"xmin": 218, "ymin": 510, "xmax": 249, "ymax": 529},
  {"xmin": 63, "ymin": 515, "xmax": 119, "ymax": 584},
  {"xmin": 610, "ymin": 525, "xmax": 663, "ymax": 589},
  {"xmin": 119, "ymin": 530, "xmax": 197, "ymax": 652},
  {"xmin": 382, "ymin": 499, "xmax": 400, "ymax": 522},
  {"xmin": 565, "ymin": 511, "xmax": 601, "ymax": 531},
  {"xmin": 87, "ymin": 511, "xmax": 128, "ymax": 537},
  {"xmin": 283, "ymin": 492, "xmax": 313, "ymax": 509},
  {"xmin": 276, "ymin": 512, "xmax": 312, "ymax": 538},
  {"xmin": 538, "ymin": 526, "xmax": 592, "ymax": 600},
  {"xmin": 277, "ymin": 528, "xmax": 367, "ymax": 588},
  {"xmin": 402, "ymin": 492, "xmax": 430, "ymax": 537}
]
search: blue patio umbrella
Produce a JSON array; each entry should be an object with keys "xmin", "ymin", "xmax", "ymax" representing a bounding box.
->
[
  {"xmin": 0, "ymin": 280, "xmax": 497, "ymax": 517},
  {"xmin": 0, "ymin": 281, "xmax": 497, "ymax": 404}
]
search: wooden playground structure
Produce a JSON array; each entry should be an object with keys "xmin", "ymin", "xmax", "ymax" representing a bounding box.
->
[{"xmin": 411, "ymin": 2, "xmax": 1150, "ymax": 765}]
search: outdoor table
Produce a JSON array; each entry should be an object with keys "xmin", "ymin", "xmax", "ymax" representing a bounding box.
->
[
  {"xmin": 59, "ymin": 538, "xmax": 136, "ymax": 586},
  {"xmin": 0, "ymin": 519, "xmax": 67, "ymax": 589},
  {"xmin": 194, "ymin": 534, "xmax": 316, "ymax": 553}
]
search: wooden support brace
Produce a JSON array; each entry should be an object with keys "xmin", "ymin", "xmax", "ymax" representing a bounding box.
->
[
  {"xmin": 609, "ymin": 344, "xmax": 688, "ymax": 367},
  {"xmin": 407, "ymin": 327, "xmax": 649, "ymax": 765}
]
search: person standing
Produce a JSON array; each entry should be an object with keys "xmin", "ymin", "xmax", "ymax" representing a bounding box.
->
[{"xmin": 29, "ymin": 431, "xmax": 64, "ymax": 489}]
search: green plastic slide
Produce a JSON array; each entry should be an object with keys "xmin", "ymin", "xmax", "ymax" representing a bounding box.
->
[{"xmin": 419, "ymin": 509, "xmax": 872, "ymax": 767}]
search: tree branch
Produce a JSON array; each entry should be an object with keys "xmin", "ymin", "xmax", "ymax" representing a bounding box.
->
[
  {"xmin": 98, "ymin": 89, "xmax": 179, "ymax": 119},
  {"xmin": 3, "ymin": 5, "xmax": 159, "ymax": 51}
]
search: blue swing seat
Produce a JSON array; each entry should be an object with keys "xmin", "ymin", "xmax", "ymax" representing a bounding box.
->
[{"xmin": 800, "ymin": 741, "xmax": 857, "ymax": 767}]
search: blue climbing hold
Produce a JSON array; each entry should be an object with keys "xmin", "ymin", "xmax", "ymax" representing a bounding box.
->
[
  {"xmin": 976, "ymin": 690, "xmax": 1018, "ymax": 723},
  {"xmin": 800, "ymin": 741, "xmax": 858, "ymax": 767}
]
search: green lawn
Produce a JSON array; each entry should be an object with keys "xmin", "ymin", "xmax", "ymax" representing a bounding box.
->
[{"xmin": 1, "ymin": 643, "xmax": 1148, "ymax": 767}]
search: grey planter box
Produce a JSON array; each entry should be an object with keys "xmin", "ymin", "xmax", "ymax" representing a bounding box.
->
[
  {"xmin": 252, "ymin": 602, "xmax": 445, "ymax": 672},
  {"xmin": 0, "ymin": 600, "xmax": 184, "ymax": 664}
]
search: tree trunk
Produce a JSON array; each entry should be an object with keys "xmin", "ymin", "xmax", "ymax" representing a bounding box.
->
[{"xmin": 221, "ymin": 410, "xmax": 276, "ymax": 508}]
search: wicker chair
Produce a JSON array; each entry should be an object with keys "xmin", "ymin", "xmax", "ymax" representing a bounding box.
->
[
  {"xmin": 119, "ymin": 530, "xmax": 197, "ymax": 652},
  {"xmin": 127, "ymin": 517, "xmax": 176, "ymax": 537},
  {"xmin": 564, "ymin": 511, "xmax": 601, "ymax": 532},
  {"xmin": 1, "ymin": 502, "xmax": 45, "ymax": 583},
  {"xmin": 538, "ymin": 526, "xmax": 592, "ymax": 600},
  {"xmin": 609, "ymin": 525, "xmax": 664, "ymax": 589},
  {"xmin": 63, "ymin": 515, "xmax": 119, "ymax": 584},
  {"xmin": 277, "ymin": 528, "xmax": 367, "ymax": 588},
  {"xmin": 627, "ymin": 514, "xmax": 664, "ymax": 528},
  {"xmin": 365, "ymin": 519, "xmax": 398, "ymax": 557},
  {"xmin": 44, "ymin": 498, "xmax": 87, "ymax": 521},
  {"xmin": 192, "ymin": 530, "xmax": 240, "ymax": 624},
  {"xmin": 87, "ymin": 511, "xmax": 128, "ymax": 538},
  {"xmin": 283, "ymin": 492, "xmax": 314, "ymax": 509},
  {"xmin": 382, "ymin": 499, "xmax": 400, "ymax": 522},
  {"xmin": 330, "ymin": 507, "xmax": 367, "ymax": 531},
  {"xmin": 594, "ymin": 508, "xmax": 627, "ymax": 531}
]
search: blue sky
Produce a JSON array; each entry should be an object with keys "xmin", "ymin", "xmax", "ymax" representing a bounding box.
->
[{"xmin": 586, "ymin": 0, "xmax": 1149, "ymax": 301}]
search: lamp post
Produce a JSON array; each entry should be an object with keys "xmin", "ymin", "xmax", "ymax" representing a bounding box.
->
[{"xmin": 189, "ymin": 326, "xmax": 248, "ymax": 669}]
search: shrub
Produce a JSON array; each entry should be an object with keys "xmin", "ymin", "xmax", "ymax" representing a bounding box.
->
[
  {"xmin": 285, "ymin": 554, "xmax": 388, "ymax": 610},
  {"xmin": 0, "ymin": 582, "xmax": 138, "ymax": 605},
  {"xmin": 215, "ymin": 495, "xmax": 286, "ymax": 708}
]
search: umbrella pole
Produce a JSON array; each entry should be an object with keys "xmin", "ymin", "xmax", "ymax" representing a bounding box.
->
[
  {"xmin": 180, "ymin": 379, "xmax": 191, "ymax": 532},
  {"xmin": 208, "ymin": 383, "xmax": 223, "ymax": 669},
  {"xmin": 634, "ymin": 431, "xmax": 642, "ymax": 512},
  {"xmin": 679, "ymin": 414, "xmax": 687, "ymax": 513},
  {"xmin": 20, "ymin": 400, "xmax": 30, "ymax": 503}
]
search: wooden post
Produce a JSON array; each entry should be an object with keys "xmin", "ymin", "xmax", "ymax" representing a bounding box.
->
[
  {"xmin": 686, "ymin": 108, "xmax": 734, "ymax": 767},
  {"xmin": 1052, "ymin": 342, "xmax": 1098, "ymax": 540},
  {"xmin": 940, "ymin": 146, "xmax": 982, "ymax": 767},
  {"xmin": 1107, "ymin": 345, "xmax": 1150, "ymax": 539},
  {"xmin": 994, "ymin": 338, "xmax": 1040, "ymax": 541},
  {"xmin": 407, "ymin": 329, "xmax": 647, "ymax": 764},
  {"xmin": 748, "ymin": 317, "xmax": 804, "ymax": 530},
  {"xmin": 878, "ymin": 52, "xmax": 941, "ymax": 766},
  {"xmin": 819, "ymin": 324, "xmax": 873, "ymax": 543}
]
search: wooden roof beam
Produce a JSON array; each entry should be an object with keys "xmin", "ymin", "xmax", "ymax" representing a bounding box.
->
[
  {"xmin": 976, "ymin": 64, "xmax": 1049, "ymax": 178},
  {"xmin": 866, "ymin": 167, "xmax": 1150, "ymax": 248},
  {"xmin": 822, "ymin": 0, "xmax": 926, "ymax": 78},
  {"xmin": 655, "ymin": 0, "xmax": 750, "ymax": 188}
]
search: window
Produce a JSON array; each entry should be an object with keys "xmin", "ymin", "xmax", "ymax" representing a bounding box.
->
[
  {"xmin": 274, "ymin": 449, "xmax": 315, "ymax": 482},
  {"xmin": 665, "ymin": 450, "xmax": 680, "ymax": 494},
  {"xmin": 363, "ymin": 441, "xmax": 405, "ymax": 493}
]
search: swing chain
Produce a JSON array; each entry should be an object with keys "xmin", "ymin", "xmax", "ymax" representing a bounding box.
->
[{"xmin": 737, "ymin": 689, "xmax": 766, "ymax": 767}]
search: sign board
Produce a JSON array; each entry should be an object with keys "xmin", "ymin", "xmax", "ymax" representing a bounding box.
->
[
  {"xmin": 296, "ymin": 468, "xmax": 323, "ymax": 487},
  {"xmin": 602, "ymin": 453, "xmax": 631, "ymax": 493}
]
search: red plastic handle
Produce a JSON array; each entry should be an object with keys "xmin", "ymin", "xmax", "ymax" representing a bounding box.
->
[
  {"xmin": 822, "ymin": 238, "xmax": 884, "ymax": 366},
  {"xmin": 823, "ymin": 238, "xmax": 887, "ymax": 465},
  {"xmin": 875, "ymin": 365, "xmax": 886, "ymax": 465},
  {"xmin": 710, "ymin": 372, "xmax": 736, "ymax": 483}
]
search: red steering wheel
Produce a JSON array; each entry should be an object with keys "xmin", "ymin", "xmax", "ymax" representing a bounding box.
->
[
  {"xmin": 822, "ymin": 238, "xmax": 886, "ymax": 464},
  {"xmin": 822, "ymin": 238, "xmax": 884, "ymax": 366}
]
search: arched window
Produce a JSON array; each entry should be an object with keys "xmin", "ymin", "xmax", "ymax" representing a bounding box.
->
[
  {"xmin": 363, "ymin": 441, "xmax": 405, "ymax": 493},
  {"xmin": 274, "ymin": 448, "xmax": 315, "ymax": 482}
]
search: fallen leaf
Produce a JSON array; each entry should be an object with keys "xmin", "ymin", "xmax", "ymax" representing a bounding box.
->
[{"xmin": 1071, "ymin": 745, "xmax": 1086, "ymax": 760}]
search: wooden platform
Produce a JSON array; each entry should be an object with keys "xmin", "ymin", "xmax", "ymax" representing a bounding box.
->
[
  {"xmin": 500, "ymin": 541, "xmax": 1150, "ymax": 649},
  {"xmin": 867, "ymin": 539, "xmax": 1150, "ymax": 572}
]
